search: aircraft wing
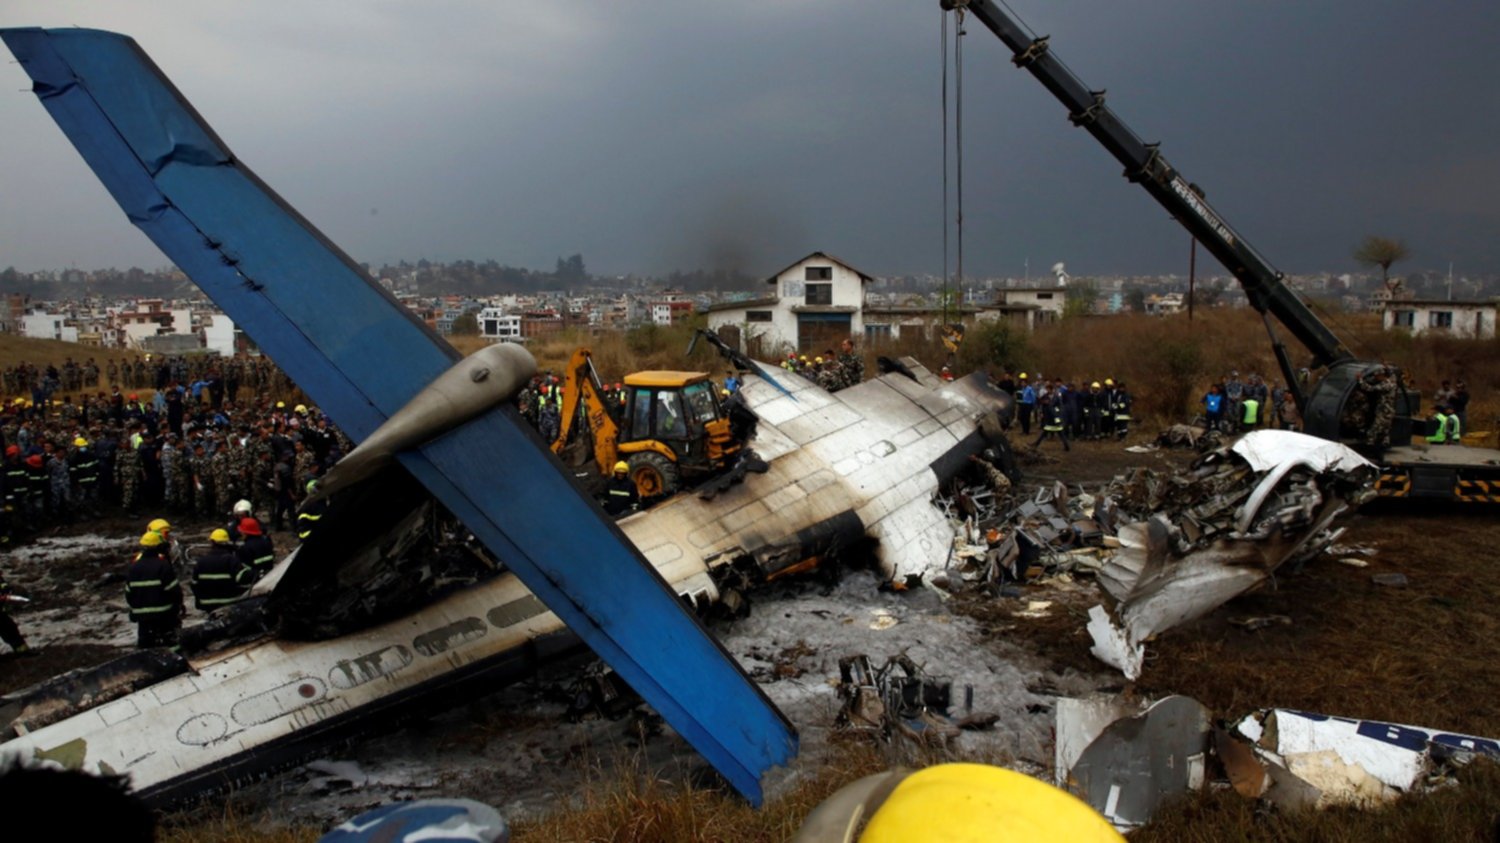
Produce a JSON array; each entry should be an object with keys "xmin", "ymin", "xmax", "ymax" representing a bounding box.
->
[{"xmin": 0, "ymin": 27, "xmax": 794, "ymax": 803}]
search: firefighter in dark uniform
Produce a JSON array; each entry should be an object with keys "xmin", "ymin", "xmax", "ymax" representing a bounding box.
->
[
  {"xmin": 0, "ymin": 567, "xmax": 33, "ymax": 655},
  {"xmin": 126, "ymin": 531, "xmax": 183, "ymax": 650},
  {"xmin": 296, "ymin": 479, "xmax": 327, "ymax": 542},
  {"xmin": 600, "ymin": 461, "xmax": 640, "ymax": 517},
  {"xmin": 190, "ymin": 528, "xmax": 247, "ymax": 612},
  {"xmin": 234, "ymin": 517, "xmax": 277, "ymax": 585}
]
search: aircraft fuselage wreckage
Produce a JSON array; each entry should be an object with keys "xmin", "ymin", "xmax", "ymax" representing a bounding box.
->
[{"xmin": 0, "ymin": 28, "xmax": 1015, "ymax": 806}]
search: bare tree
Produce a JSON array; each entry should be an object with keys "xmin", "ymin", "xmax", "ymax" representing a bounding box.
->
[{"xmin": 1353, "ymin": 235, "xmax": 1410, "ymax": 285}]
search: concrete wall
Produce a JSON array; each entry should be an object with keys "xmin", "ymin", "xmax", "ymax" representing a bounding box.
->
[{"xmin": 1383, "ymin": 303, "xmax": 1496, "ymax": 339}]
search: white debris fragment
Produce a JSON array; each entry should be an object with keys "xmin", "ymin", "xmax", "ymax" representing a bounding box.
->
[
  {"xmin": 1086, "ymin": 605, "xmax": 1143, "ymax": 680},
  {"xmin": 868, "ymin": 609, "xmax": 899, "ymax": 631}
]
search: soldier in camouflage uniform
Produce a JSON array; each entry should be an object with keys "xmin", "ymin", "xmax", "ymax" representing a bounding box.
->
[
  {"xmin": 251, "ymin": 447, "xmax": 276, "ymax": 519},
  {"xmin": 1357, "ymin": 366, "xmax": 1398, "ymax": 448},
  {"xmin": 209, "ymin": 439, "xmax": 234, "ymax": 517},
  {"xmin": 816, "ymin": 357, "xmax": 845, "ymax": 393},
  {"xmin": 46, "ymin": 443, "xmax": 72, "ymax": 524},
  {"xmin": 160, "ymin": 435, "xmax": 180, "ymax": 511},
  {"xmin": 116, "ymin": 438, "xmax": 143, "ymax": 513},
  {"xmin": 837, "ymin": 338, "xmax": 864, "ymax": 389},
  {"xmin": 292, "ymin": 440, "xmax": 318, "ymax": 494},
  {"xmin": 190, "ymin": 441, "xmax": 214, "ymax": 517}
]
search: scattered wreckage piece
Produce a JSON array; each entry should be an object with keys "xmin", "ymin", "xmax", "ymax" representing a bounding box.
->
[
  {"xmin": 1058, "ymin": 695, "xmax": 1500, "ymax": 825},
  {"xmin": 835, "ymin": 655, "xmax": 996, "ymax": 747},
  {"xmin": 1062, "ymin": 690, "xmax": 1212, "ymax": 828},
  {"xmin": 1155, "ymin": 423, "xmax": 1224, "ymax": 452},
  {"xmin": 1232, "ymin": 709, "xmax": 1500, "ymax": 809},
  {"xmin": 1085, "ymin": 431, "xmax": 1376, "ymax": 679}
]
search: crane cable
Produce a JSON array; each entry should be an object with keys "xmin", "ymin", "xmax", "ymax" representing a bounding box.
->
[
  {"xmin": 940, "ymin": 4, "xmax": 967, "ymax": 325},
  {"xmin": 941, "ymin": 8, "xmax": 949, "ymax": 326}
]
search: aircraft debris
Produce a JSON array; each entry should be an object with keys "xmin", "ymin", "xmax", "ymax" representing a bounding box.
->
[
  {"xmin": 1231, "ymin": 709, "xmax": 1500, "ymax": 809},
  {"xmin": 835, "ymin": 655, "xmax": 996, "ymax": 747},
  {"xmin": 1371, "ymin": 573, "xmax": 1409, "ymax": 588},
  {"xmin": 935, "ymin": 431, "xmax": 1374, "ymax": 679},
  {"xmin": 1228, "ymin": 614, "xmax": 1292, "ymax": 631},
  {"xmin": 1058, "ymin": 696, "xmax": 1500, "ymax": 824},
  {"xmin": 1155, "ymin": 423, "xmax": 1223, "ymax": 452},
  {"xmin": 1060, "ymin": 695, "xmax": 1211, "ymax": 829}
]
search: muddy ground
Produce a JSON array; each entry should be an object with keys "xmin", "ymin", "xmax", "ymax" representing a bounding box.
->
[{"xmin": 2, "ymin": 435, "xmax": 1496, "ymax": 839}]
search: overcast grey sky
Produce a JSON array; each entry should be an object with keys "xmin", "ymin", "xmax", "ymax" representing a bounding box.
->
[{"xmin": 2, "ymin": 1, "xmax": 1497, "ymax": 280}]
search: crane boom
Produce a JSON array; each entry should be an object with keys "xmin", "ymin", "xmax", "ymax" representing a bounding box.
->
[{"xmin": 955, "ymin": 0, "xmax": 1353, "ymax": 397}]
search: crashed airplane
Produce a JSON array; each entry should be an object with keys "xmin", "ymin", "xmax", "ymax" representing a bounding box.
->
[{"xmin": 0, "ymin": 354, "xmax": 1012, "ymax": 805}]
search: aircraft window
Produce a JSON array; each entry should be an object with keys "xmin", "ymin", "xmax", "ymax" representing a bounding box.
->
[{"xmin": 683, "ymin": 382, "xmax": 719, "ymax": 424}]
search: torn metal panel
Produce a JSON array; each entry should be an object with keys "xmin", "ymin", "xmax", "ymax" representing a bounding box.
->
[
  {"xmin": 1066, "ymin": 695, "xmax": 1211, "ymax": 829},
  {"xmin": 1236, "ymin": 709, "xmax": 1500, "ymax": 799},
  {"xmin": 1054, "ymin": 696, "xmax": 1139, "ymax": 787}
]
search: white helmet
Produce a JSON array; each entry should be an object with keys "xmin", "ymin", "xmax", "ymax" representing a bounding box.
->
[{"xmin": 233, "ymin": 499, "xmax": 253, "ymax": 516}]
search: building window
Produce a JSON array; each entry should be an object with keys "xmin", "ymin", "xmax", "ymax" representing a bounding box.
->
[
  {"xmin": 1392, "ymin": 310, "xmax": 1414, "ymax": 328},
  {"xmin": 805, "ymin": 284, "xmax": 832, "ymax": 306},
  {"xmin": 1036, "ymin": 293, "xmax": 1055, "ymax": 300},
  {"xmin": 746, "ymin": 311, "xmax": 772, "ymax": 323},
  {"xmin": 805, "ymin": 266, "xmax": 833, "ymax": 281},
  {"xmin": 864, "ymin": 323, "xmax": 891, "ymax": 341},
  {"xmin": 1428, "ymin": 311, "xmax": 1453, "ymax": 329}
]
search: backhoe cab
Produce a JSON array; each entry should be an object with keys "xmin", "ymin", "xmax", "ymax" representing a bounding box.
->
[{"xmin": 550, "ymin": 348, "xmax": 740, "ymax": 500}]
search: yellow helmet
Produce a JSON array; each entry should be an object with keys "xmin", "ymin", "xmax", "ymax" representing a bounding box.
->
[
  {"xmin": 613, "ymin": 461, "xmax": 629, "ymax": 475},
  {"xmin": 139, "ymin": 531, "xmax": 163, "ymax": 548},
  {"xmin": 1018, "ymin": 373, "xmax": 1028, "ymax": 380},
  {"xmin": 799, "ymin": 355, "xmax": 808, "ymax": 362},
  {"xmin": 1104, "ymin": 378, "xmax": 1115, "ymax": 386},
  {"xmin": 294, "ymin": 404, "xmax": 308, "ymax": 414},
  {"xmin": 815, "ymin": 357, "xmax": 824, "ymax": 364},
  {"xmin": 148, "ymin": 517, "xmax": 171, "ymax": 536},
  {"xmin": 74, "ymin": 437, "xmax": 89, "ymax": 448},
  {"xmin": 799, "ymin": 763, "xmax": 1122, "ymax": 843},
  {"xmin": 209, "ymin": 528, "xmax": 231, "ymax": 544},
  {"xmin": 1091, "ymin": 381, "xmax": 1102, "ymax": 389},
  {"xmin": 276, "ymin": 401, "xmax": 286, "ymax": 409}
]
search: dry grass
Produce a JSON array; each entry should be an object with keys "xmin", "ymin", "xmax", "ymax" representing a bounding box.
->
[
  {"xmin": 159, "ymin": 801, "xmax": 321, "ymax": 843},
  {"xmin": 510, "ymin": 742, "xmax": 900, "ymax": 843}
]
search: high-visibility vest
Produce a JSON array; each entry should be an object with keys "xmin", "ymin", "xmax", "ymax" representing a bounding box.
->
[
  {"xmin": 1445, "ymin": 414, "xmax": 1462, "ymax": 443},
  {"xmin": 1426, "ymin": 413, "xmax": 1449, "ymax": 444},
  {"xmin": 1242, "ymin": 398, "xmax": 1260, "ymax": 425}
]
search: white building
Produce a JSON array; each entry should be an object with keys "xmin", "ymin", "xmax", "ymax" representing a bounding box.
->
[
  {"xmin": 477, "ymin": 306, "xmax": 523, "ymax": 343},
  {"xmin": 1381, "ymin": 299, "xmax": 1497, "ymax": 339},
  {"xmin": 204, "ymin": 313, "xmax": 238, "ymax": 356},
  {"xmin": 21, "ymin": 312, "xmax": 78, "ymax": 343},
  {"xmin": 705, "ymin": 252, "xmax": 873, "ymax": 356}
]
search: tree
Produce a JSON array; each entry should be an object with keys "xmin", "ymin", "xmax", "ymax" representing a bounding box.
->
[
  {"xmin": 1064, "ymin": 280, "xmax": 1098, "ymax": 318},
  {"xmin": 1353, "ymin": 235, "xmax": 1410, "ymax": 285},
  {"xmin": 1125, "ymin": 286, "xmax": 1147, "ymax": 313},
  {"xmin": 450, "ymin": 313, "xmax": 479, "ymax": 336},
  {"xmin": 1191, "ymin": 280, "xmax": 1225, "ymax": 308}
]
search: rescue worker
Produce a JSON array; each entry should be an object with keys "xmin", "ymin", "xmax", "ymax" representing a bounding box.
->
[
  {"xmin": 227, "ymin": 499, "xmax": 262, "ymax": 541},
  {"xmin": 1111, "ymin": 380, "xmax": 1134, "ymax": 440},
  {"xmin": 600, "ymin": 461, "xmax": 639, "ymax": 516},
  {"xmin": 190, "ymin": 529, "xmax": 246, "ymax": 612},
  {"xmin": 1082, "ymin": 382, "xmax": 1105, "ymax": 440},
  {"xmin": 1426, "ymin": 406, "xmax": 1450, "ymax": 445},
  {"xmin": 1358, "ymin": 366, "xmax": 1397, "ymax": 448},
  {"xmin": 234, "ymin": 517, "xmax": 276, "ymax": 585},
  {"xmin": 1240, "ymin": 392, "xmax": 1261, "ymax": 432},
  {"xmin": 0, "ymin": 567, "xmax": 33, "ymax": 655},
  {"xmin": 1, "ymin": 445, "xmax": 23, "ymax": 544},
  {"xmin": 126, "ymin": 531, "xmax": 183, "ymax": 650},
  {"xmin": 1033, "ymin": 395, "xmax": 1070, "ymax": 452},
  {"xmin": 1016, "ymin": 374, "xmax": 1036, "ymax": 435},
  {"xmin": 69, "ymin": 437, "xmax": 101, "ymax": 517},
  {"xmin": 296, "ymin": 479, "xmax": 326, "ymax": 542},
  {"xmin": 1444, "ymin": 404, "xmax": 1463, "ymax": 444}
]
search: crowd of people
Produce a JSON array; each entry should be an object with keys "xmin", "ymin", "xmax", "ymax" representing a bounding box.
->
[
  {"xmin": 780, "ymin": 338, "xmax": 867, "ymax": 393},
  {"xmin": 989, "ymin": 372, "xmax": 1134, "ymax": 452},
  {"xmin": 1199, "ymin": 370, "xmax": 1298, "ymax": 433},
  {"xmin": 2, "ymin": 354, "xmax": 293, "ymax": 414},
  {"xmin": 0, "ymin": 353, "xmax": 352, "ymax": 546}
]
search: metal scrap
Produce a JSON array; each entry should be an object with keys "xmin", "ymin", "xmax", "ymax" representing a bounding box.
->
[{"xmin": 835, "ymin": 654, "xmax": 995, "ymax": 747}]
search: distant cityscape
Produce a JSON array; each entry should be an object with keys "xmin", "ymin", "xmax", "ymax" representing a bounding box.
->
[{"xmin": 2, "ymin": 254, "xmax": 1496, "ymax": 354}]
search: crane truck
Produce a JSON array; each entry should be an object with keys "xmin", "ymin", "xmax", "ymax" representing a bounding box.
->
[{"xmin": 949, "ymin": 0, "xmax": 1500, "ymax": 502}]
